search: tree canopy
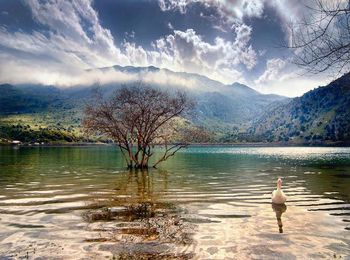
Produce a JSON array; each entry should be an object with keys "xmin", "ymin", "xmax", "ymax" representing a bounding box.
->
[{"xmin": 83, "ymin": 83, "xmax": 196, "ymax": 169}]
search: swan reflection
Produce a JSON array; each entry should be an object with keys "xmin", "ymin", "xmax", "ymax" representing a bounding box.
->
[{"xmin": 272, "ymin": 203, "xmax": 287, "ymax": 233}]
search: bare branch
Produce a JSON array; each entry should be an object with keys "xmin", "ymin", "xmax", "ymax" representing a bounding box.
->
[
  {"xmin": 288, "ymin": 0, "xmax": 350, "ymax": 76},
  {"xmin": 83, "ymin": 82, "xmax": 194, "ymax": 169}
]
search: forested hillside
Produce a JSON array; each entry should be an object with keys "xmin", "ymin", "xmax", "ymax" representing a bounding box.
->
[
  {"xmin": 249, "ymin": 73, "xmax": 350, "ymax": 144},
  {"xmin": 1, "ymin": 67, "xmax": 349, "ymax": 145}
]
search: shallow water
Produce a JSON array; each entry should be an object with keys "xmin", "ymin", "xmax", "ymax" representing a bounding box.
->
[{"xmin": 0, "ymin": 146, "xmax": 349, "ymax": 259}]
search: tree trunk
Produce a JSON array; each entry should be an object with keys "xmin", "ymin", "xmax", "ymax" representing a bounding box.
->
[{"xmin": 134, "ymin": 163, "xmax": 149, "ymax": 169}]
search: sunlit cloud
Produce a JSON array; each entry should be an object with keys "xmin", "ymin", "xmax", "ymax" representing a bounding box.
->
[
  {"xmin": 0, "ymin": 0, "xmax": 253, "ymax": 86},
  {"xmin": 0, "ymin": 0, "xmax": 337, "ymax": 96},
  {"xmin": 255, "ymin": 58, "xmax": 286, "ymax": 85}
]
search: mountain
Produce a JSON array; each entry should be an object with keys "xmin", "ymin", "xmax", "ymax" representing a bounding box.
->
[
  {"xmin": 0, "ymin": 65, "xmax": 287, "ymax": 143},
  {"xmin": 1, "ymin": 67, "xmax": 349, "ymax": 144},
  {"xmin": 102, "ymin": 65, "xmax": 287, "ymax": 125},
  {"xmin": 249, "ymin": 73, "xmax": 350, "ymax": 144},
  {"xmin": 1, "ymin": 65, "xmax": 286, "ymax": 122},
  {"xmin": 0, "ymin": 84, "xmax": 64, "ymax": 114}
]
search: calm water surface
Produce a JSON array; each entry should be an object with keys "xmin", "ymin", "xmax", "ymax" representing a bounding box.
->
[{"xmin": 0, "ymin": 146, "xmax": 349, "ymax": 259}]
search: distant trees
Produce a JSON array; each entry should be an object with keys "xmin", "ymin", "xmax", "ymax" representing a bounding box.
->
[
  {"xmin": 289, "ymin": 0, "xmax": 350, "ymax": 75},
  {"xmin": 0, "ymin": 123, "xmax": 79, "ymax": 143},
  {"xmin": 83, "ymin": 83, "xmax": 196, "ymax": 169}
]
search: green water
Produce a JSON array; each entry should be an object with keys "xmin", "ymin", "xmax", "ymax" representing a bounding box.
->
[{"xmin": 0, "ymin": 146, "xmax": 349, "ymax": 259}]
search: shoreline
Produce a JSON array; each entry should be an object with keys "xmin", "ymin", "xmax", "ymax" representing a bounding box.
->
[{"xmin": 1, "ymin": 142, "xmax": 350, "ymax": 148}]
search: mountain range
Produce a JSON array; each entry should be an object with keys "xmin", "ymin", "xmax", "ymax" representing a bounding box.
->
[{"xmin": 0, "ymin": 65, "xmax": 349, "ymax": 144}]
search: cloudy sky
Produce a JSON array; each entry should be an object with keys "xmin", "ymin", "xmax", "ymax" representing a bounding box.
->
[{"xmin": 0, "ymin": 0, "xmax": 335, "ymax": 97}]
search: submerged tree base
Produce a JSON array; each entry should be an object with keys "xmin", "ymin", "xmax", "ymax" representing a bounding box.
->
[
  {"xmin": 82, "ymin": 202, "xmax": 195, "ymax": 258},
  {"xmin": 110, "ymin": 251, "xmax": 194, "ymax": 260},
  {"xmin": 127, "ymin": 164, "xmax": 151, "ymax": 170},
  {"xmin": 83, "ymin": 202, "xmax": 194, "ymax": 247}
]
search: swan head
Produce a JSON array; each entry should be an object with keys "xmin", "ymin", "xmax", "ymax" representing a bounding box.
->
[{"xmin": 277, "ymin": 178, "xmax": 282, "ymax": 189}]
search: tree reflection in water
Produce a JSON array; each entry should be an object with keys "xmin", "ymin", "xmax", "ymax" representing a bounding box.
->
[
  {"xmin": 272, "ymin": 203, "xmax": 287, "ymax": 233},
  {"xmin": 82, "ymin": 169, "xmax": 195, "ymax": 259}
]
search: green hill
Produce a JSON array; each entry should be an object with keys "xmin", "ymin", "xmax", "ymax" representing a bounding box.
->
[
  {"xmin": 0, "ymin": 84, "xmax": 84, "ymax": 144},
  {"xmin": 249, "ymin": 73, "xmax": 350, "ymax": 144},
  {"xmin": 1, "ymin": 66, "xmax": 349, "ymax": 145},
  {"xmin": 0, "ymin": 66, "xmax": 287, "ymax": 143}
]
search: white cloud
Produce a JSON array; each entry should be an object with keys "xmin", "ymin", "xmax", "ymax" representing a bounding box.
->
[
  {"xmin": 0, "ymin": 0, "xmax": 254, "ymax": 86},
  {"xmin": 167, "ymin": 22, "xmax": 174, "ymax": 30},
  {"xmin": 125, "ymin": 30, "xmax": 135, "ymax": 39},
  {"xmin": 0, "ymin": 55, "xmax": 132, "ymax": 86},
  {"xmin": 0, "ymin": 0, "xmax": 256, "ymax": 87},
  {"xmin": 156, "ymin": 0, "xmax": 310, "ymax": 43},
  {"xmin": 0, "ymin": 0, "xmax": 131, "ymax": 74},
  {"xmin": 0, "ymin": 0, "xmax": 332, "ymax": 97},
  {"xmin": 255, "ymin": 58, "xmax": 286, "ymax": 84},
  {"xmin": 253, "ymin": 59, "xmax": 332, "ymax": 97},
  {"xmin": 25, "ymin": 0, "xmax": 124, "ymax": 65},
  {"xmin": 158, "ymin": 0, "xmax": 190, "ymax": 14},
  {"xmin": 158, "ymin": 0, "xmax": 264, "ymax": 21},
  {"xmin": 148, "ymin": 26, "xmax": 255, "ymax": 83},
  {"xmin": 0, "ymin": 48, "xmax": 207, "ymax": 90},
  {"xmin": 257, "ymin": 74, "xmax": 330, "ymax": 97}
]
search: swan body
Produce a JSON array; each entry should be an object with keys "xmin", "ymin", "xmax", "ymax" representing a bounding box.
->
[{"xmin": 272, "ymin": 178, "xmax": 287, "ymax": 204}]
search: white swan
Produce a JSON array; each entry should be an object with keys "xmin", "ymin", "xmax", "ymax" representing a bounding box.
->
[{"xmin": 272, "ymin": 178, "xmax": 287, "ymax": 204}]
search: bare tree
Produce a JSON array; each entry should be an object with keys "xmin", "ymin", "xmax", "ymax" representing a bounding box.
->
[
  {"xmin": 82, "ymin": 83, "xmax": 195, "ymax": 169},
  {"xmin": 289, "ymin": 0, "xmax": 350, "ymax": 75}
]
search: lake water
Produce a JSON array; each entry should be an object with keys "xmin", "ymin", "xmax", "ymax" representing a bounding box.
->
[{"xmin": 0, "ymin": 146, "xmax": 349, "ymax": 259}]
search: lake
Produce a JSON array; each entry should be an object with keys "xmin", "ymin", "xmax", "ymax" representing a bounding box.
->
[{"xmin": 0, "ymin": 146, "xmax": 349, "ymax": 259}]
